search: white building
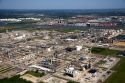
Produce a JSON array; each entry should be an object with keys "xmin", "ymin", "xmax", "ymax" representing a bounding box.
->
[
  {"xmin": 64, "ymin": 67, "xmax": 78, "ymax": 77},
  {"xmin": 76, "ymin": 46, "xmax": 82, "ymax": 51}
]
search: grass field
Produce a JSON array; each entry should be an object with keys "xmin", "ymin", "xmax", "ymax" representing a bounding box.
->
[
  {"xmin": 91, "ymin": 47, "xmax": 119, "ymax": 56},
  {"xmin": 67, "ymin": 80, "xmax": 79, "ymax": 83},
  {"xmin": 53, "ymin": 29, "xmax": 80, "ymax": 33},
  {"xmin": 0, "ymin": 75, "xmax": 32, "ymax": 83},
  {"xmin": 25, "ymin": 71, "xmax": 45, "ymax": 77},
  {"xmin": 105, "ymin": 57, "xmax": 125, "ymax": 83}
]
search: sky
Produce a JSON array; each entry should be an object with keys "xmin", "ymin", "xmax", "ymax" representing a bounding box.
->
[{"xmin": 0, "ymin": 0, "xmax": 125, "ymax": 9}]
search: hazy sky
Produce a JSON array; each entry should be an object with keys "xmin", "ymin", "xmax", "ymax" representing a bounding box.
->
[{"xmin": 0, "ymin": 0, "xmax": 125, "ymax": 9}]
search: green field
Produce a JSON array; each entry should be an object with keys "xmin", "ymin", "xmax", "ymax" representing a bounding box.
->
[
  {"xmin": 25, "ymin": 71, "xmax": 45, "ymax": 77},
  {"xmin": 0, "ymin": 75, "xmax": 32, "ymax": 83},
  {"xmin": 67, "ymin": 80, "xmax": 79, "ymax": 83},
  {"xmin": 96, "ymin": 60, "xmax": 106, "ymax": 65},
  {"xmin": 53, "ymin": 29, "xmax": 80, "ymax": 33},
  {"xmin": 105, "ymin": 57, "xmax": 125, "ymax": 83},
  {"xmin": 91, "ymin": 47, "xmax": 119, "ymax": 56}
]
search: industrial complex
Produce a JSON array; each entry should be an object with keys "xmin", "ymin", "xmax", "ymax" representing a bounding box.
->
[{"xmin": 0, "ymin": 28, "xmax": 124, "ymax": 83}]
